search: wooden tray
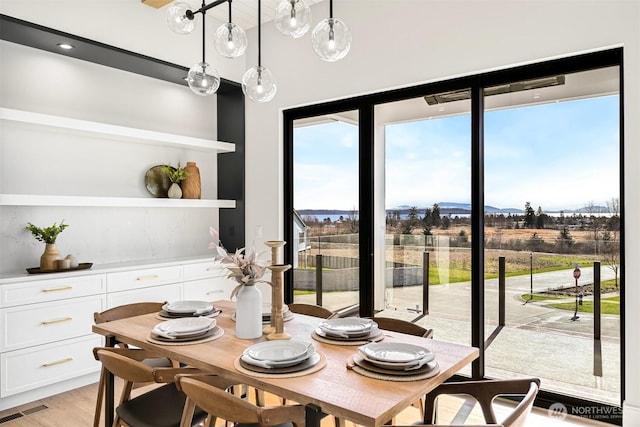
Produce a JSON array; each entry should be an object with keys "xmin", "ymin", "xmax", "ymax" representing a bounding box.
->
[{"xmin": 27, "ymin": 262, "xmax": 93, "ymax": 274}]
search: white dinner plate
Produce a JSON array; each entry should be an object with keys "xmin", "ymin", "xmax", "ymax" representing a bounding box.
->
[
  {"xmin": 163, "ymin": 300, "xmax": 214, "ymax": 315},
  {"xmin": 245, "ymin": 340, "xmax": 312, "ymax": 362},
  {"xmin": 358, "ymin": 352, "xmax": 435, "ymax": 370},
  {"xmin": 318, "ymin": 318, "xmax": 377, "ymax": 337},
  {"xmin": 358, "ymin": 342, "xmax": 431, "ymax": 363},
  {"xmin": 154, "ymin": 317, "xmax": 216, "ymax": 336}
]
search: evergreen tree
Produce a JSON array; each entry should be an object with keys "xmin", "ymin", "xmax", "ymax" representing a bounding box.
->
[{"xmin": 524, "ymin": 201, "xmax": 536, "ymax": 228}]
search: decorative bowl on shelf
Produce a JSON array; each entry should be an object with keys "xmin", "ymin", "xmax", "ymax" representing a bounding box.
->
[{"xmin": 144, "ymin": 165, "xmax": 175, "ymax": 198}]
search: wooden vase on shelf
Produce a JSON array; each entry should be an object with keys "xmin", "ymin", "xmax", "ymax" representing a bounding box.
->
[
  {"xmin": 181, "ymin": 161, "xmax": 201, "ymax": 199},
  {"xmin": 40, "ymin": 243, "xmax": 60, "ymax": 271}
]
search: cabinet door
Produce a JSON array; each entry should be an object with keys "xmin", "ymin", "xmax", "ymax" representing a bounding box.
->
[
  {"xmin": 1, "ymin": 335, "xmax": 102, "ymax": 397},
  {"xmin": 107, "ymin": 283, "xmax": 181, "ymax": 308},
  {"xmin": 182, "ymin": 277, "xmax": 236, "ymax": 302},
  {"xmin": 0, "ymin": 295, "xmax": 105, "ymax": 352},
  {"xmin": 107, "ymin": 266, "xmax": 182, "ymax": 293},
  {"xmin": 1, "ymin": 274, "xmax": 105, "ymax": 307}
]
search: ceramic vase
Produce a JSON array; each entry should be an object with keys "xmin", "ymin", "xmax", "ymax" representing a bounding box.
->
[
  {"xmin": 181, "ymin": 161, "xmax": 201, "ymax": 199},
  {"xmin": 40, "ymin": 243, "xmax": 60, "ymax": 271},
  {"xmin": 235, "ymin": 284, "xmax": 262, "ymax": 339},
  {"xmin": 168, "ymin": 182, "xmax": 182, "ymax": 199}
]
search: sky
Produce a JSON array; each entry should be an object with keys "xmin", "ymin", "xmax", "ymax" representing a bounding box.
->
[{"xmin": 293, "ymin": 94, "xmax": 620, "ymax": 213}]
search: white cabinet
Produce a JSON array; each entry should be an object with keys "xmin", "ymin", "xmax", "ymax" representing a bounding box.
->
[
  {"xmin": 0, "ymin": 257, "xmax": 235, "ymax": 410},
  {"xmin": 0, "ymin": 273, "xmax": 105, "ymax": 407},
  {"xmin": 182, "ymin": 261, "xmax": 235, "ymax": 302}
]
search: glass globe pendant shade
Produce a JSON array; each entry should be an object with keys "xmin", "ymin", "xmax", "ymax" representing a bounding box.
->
[
  {"xmin": 214, "ymin": 23, "xmax": 248, "ymax": 58},
  {"xmin": 311, "ymin": 18, "xmax": 352, "ymax": 62},
  {"xmin": 242, "ymin": 66, "xmax": 277, "ymax": 103},
  {"xmin": 167, "ymin": 2, "xmax": 196, "ymax": 34},
  {"xmin": 275, "ymin": 0, "xmax": 312, "ymax": 38},
  {"xmin": 187, "ymin": 62, "xmax": 220, "ymax": 96}
]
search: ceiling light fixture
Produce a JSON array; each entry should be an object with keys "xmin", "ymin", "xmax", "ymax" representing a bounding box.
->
[
  {"xmin": 242, "ymin": 0, "xmax": 276, "ymax": 103},
  {"xmin": 56, "ymin": 43, "xmax": 74, "ymax": 50},
  {"xmin": 311, "ymin": 0, "xmax": 351, "ymax": 62},
  {"xmin": 166, "ymin": 0, "xmax": 351, "ymax": 102},
  {"xmin": 275, "ymin": 0, "xmax": 312, "ymax": 38}
]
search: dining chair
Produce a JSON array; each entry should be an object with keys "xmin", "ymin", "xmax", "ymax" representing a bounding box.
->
[
  {"xmin": 93, "ymin": 302, "xmax": 177, "ymax": 427},
  {"xmin": 288, "ymin": 303, "xmax": 339, "ymax": 319},
  {"xmin": 175, "ymin": 373, "xmax": 306, "ymax": 427},
  {"xmin": 93, "ymin": 347, "xmax": 209, "ymax": 427},
  {"xmin": 372, "ymin": 316, "xmax": 434, "ymax": 339},
  {"xmin": 406, "ymin": 378, "xmax": 540, "ymax": 427}
]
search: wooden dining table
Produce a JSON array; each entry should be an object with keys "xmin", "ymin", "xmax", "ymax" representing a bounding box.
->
[{"xmin": 92, "ymin": 300, "xmax": 478, "ymax": 427}]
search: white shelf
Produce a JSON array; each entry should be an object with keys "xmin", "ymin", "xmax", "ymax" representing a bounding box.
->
[
  {"xmin": 0, "ymin": 194, "xmax": 236, "ymax": 208},
  {"xmin": 0, "ymin": 108, "xmax": 235, "ymax": 153}
]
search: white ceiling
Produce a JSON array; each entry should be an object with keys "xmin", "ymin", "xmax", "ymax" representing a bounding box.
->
[{"xmin": 177, "ymin": 0, "xmax": 325, "ymax": 30}]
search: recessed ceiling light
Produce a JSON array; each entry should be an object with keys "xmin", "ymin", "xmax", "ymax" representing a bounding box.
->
[
  {"xmin": 57, "ymin": 43, "xmax": 74, "ymax": 50},
  {"xmin": 533, "ymin": 93, "xmax": 541, "ymax": 99}
]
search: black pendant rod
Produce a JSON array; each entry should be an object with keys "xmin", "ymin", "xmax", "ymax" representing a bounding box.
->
[
  {"xmin": 257, "ymin": 0, "xmax": 262, "ymax": 67},
  {"xmin": 329, "ymin": 0, "xmax": 334, "ymax": 18},
  {"xmin": 186, "ymin": 0, "xmax": 229, "ymax": 19},
  {"xmin": 201, "ymin": 0, "xmax": 206, "ymax": 63},
  {"xmin": 228, "ymin": 0, "xmax": 232, "ymax": 23}
]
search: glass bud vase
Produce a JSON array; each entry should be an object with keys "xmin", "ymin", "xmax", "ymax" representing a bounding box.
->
[{"xmin": 235, "ymin": 284, "xmax": 262, "ymax": 339}]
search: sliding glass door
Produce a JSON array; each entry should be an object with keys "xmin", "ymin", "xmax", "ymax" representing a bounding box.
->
[
  {"xmin": 483, "ymin": 66, "xmax": 621, "ymax": 406},
  {"xmin": 283, "ymin": 49, "xmax": 623, "ymax": 421}
]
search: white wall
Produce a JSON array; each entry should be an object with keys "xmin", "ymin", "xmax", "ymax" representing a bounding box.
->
[{"xmin": 1, "ymin": 0, "xmax": 638, "ymax": 423}]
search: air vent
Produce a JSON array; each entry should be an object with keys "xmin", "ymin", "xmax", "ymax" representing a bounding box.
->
[
  {"xmin": 0, "ymin": 404, "xmax": 48, "ymax": 424},
  {"xmin": 424, "ymin": 75, "xmax": 566, "ymax": 105},
  {"xmin": 0, "ymin": 413, "xmax": 23, "ymax": 424}
]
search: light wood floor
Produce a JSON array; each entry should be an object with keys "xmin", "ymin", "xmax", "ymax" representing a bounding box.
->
[{"xmin": 0, "ymin": 381, "xmax": 611, "ymax": 427}]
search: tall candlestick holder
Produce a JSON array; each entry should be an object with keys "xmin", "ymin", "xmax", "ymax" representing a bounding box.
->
[
  {"xmin": 266, "ymin": 263, "xmax": 292, "ymax": 340},
  {"xmin": 263, "ymin": 240, "xmax": 286, "ymax": 335}
]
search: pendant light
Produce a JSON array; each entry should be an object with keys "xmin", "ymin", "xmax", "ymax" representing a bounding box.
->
[
  {"xmin": 274, "ymin": 0, "xmax": 312, "ymax": 39},
  {"xmin": 311, "ymin": 0, "xmax": 351, "ymax": 62},
  {"xmin": 214, "ymin": 0, "xmax": 247, "ymax": 58},
  {"xmin": 242, "ymin": 0, "xmax": 277, "ymax": 103},
  {"xmin": 167, "ymin": 2, "xmax": 196, "ymax": 34},
  {"xmin": 188, "ymin": 3, "xmax": 220, "ymax": 96}
]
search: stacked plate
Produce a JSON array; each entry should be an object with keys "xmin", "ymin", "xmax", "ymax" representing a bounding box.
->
[
  {"xmin": 159, "ymin": 300, "xmax": 219, "ymax": 318},
  {"xmin": 150, "ymin": 317, "xmax": 219, "ymax": 342},
  {"xmin": 232, "ymin": 303, "xmax": 293, "ymax": 324},
  {"xmin": 240, "ymin": 340, "xmax": 320, "ymax": 373},
  {"xmin": 315, "ymin": 318, "xmax": 381, "ymax": 342},
  {"xmin": 354, "ymin": 342, "xmax": 437, "ymax": 375}
]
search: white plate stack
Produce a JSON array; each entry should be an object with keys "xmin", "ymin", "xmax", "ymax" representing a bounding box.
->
[
  {"xmin": 241, "ymin": 340, "xmax": 320, "ymax": 372},
  {"xmin": 315, "ymin": 318, "xmax": 380, "ymax": 341},
  {"xmin": 160, "ymin": 300, "xmax": 218, "ymax": 318},
  {"xmin": 151, "ymin": 317, "xmax": 218, "ymax": 342},
  {"xmin": 356, "ymin": 342, "xmax": 436, "ymax": 373}
]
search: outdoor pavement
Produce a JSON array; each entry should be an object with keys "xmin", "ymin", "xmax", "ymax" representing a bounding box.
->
[{"xmin": 295, "ymin": 266, "xmax": 621, "ymax": 405}]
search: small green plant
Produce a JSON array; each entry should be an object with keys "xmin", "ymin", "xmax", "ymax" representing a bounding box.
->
[
  {"xmin": 161, "ymin": 162, "xmax": 190, "ymax": 183},
  {"xmin": 26, "ymin": 220, "xmax": 69, "ymax": 244}
]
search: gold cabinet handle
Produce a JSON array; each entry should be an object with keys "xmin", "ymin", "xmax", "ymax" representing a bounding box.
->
[
  {"xmin": 42, "ymin": 357, "xmax": 73, "ymax": 367},
  {"xmin": 206, "ymin": 290, "xmax": 224, "ymax": 295},
  {"xmin": 205, "ymin": 267, "xmax": 217, "ymax": 272},
  {"xmin": 136, "ymin": 275, "xmax": 160, "ymax": 281},
  {"xmin": 41, "ymin": 317, "xmax": 73, "ymax": 325},
  {"xmin": 41, "ymin": 286, "xmax": 73, "ymax": 293}
]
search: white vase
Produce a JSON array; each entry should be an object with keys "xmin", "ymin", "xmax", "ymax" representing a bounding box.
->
[
  {"xmin": 168, "ymin": 182, "xmax": 182, "ymax": 199},
  {"xmin": 235, "ymin": 284, "xmax": 263, "ymax": 339}
]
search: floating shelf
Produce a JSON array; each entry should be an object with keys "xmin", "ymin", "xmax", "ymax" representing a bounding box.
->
[
  {"xmin": 0, "ymin": 108, "xmax": 235, "ymax": 153},
  {"xmin": 0, "ymin": 194, "xmax": 236, "ymax": 208}
]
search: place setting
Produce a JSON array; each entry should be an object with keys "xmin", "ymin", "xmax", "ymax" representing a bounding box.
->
[
  {"xmin": 347, "ymin": 342, "xmax": 440, "ymax": 381},
  {"xmin": 312, "ymin": 317, "xmax": 384, "ymax": 345},
  {"xmin": 157, "ymin": 300, "xmax": 221, "ymax": 320},
  {"xmin": 231, "ymin": 303, "xmax": 294, "ymax": 325},
  {"xmin": 147, "ymin": 316, "xmax": 223, "ymax": 345},
  {"xmin": 234, "ymin": 339, "xmax": 326, "ymax": 378}
]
